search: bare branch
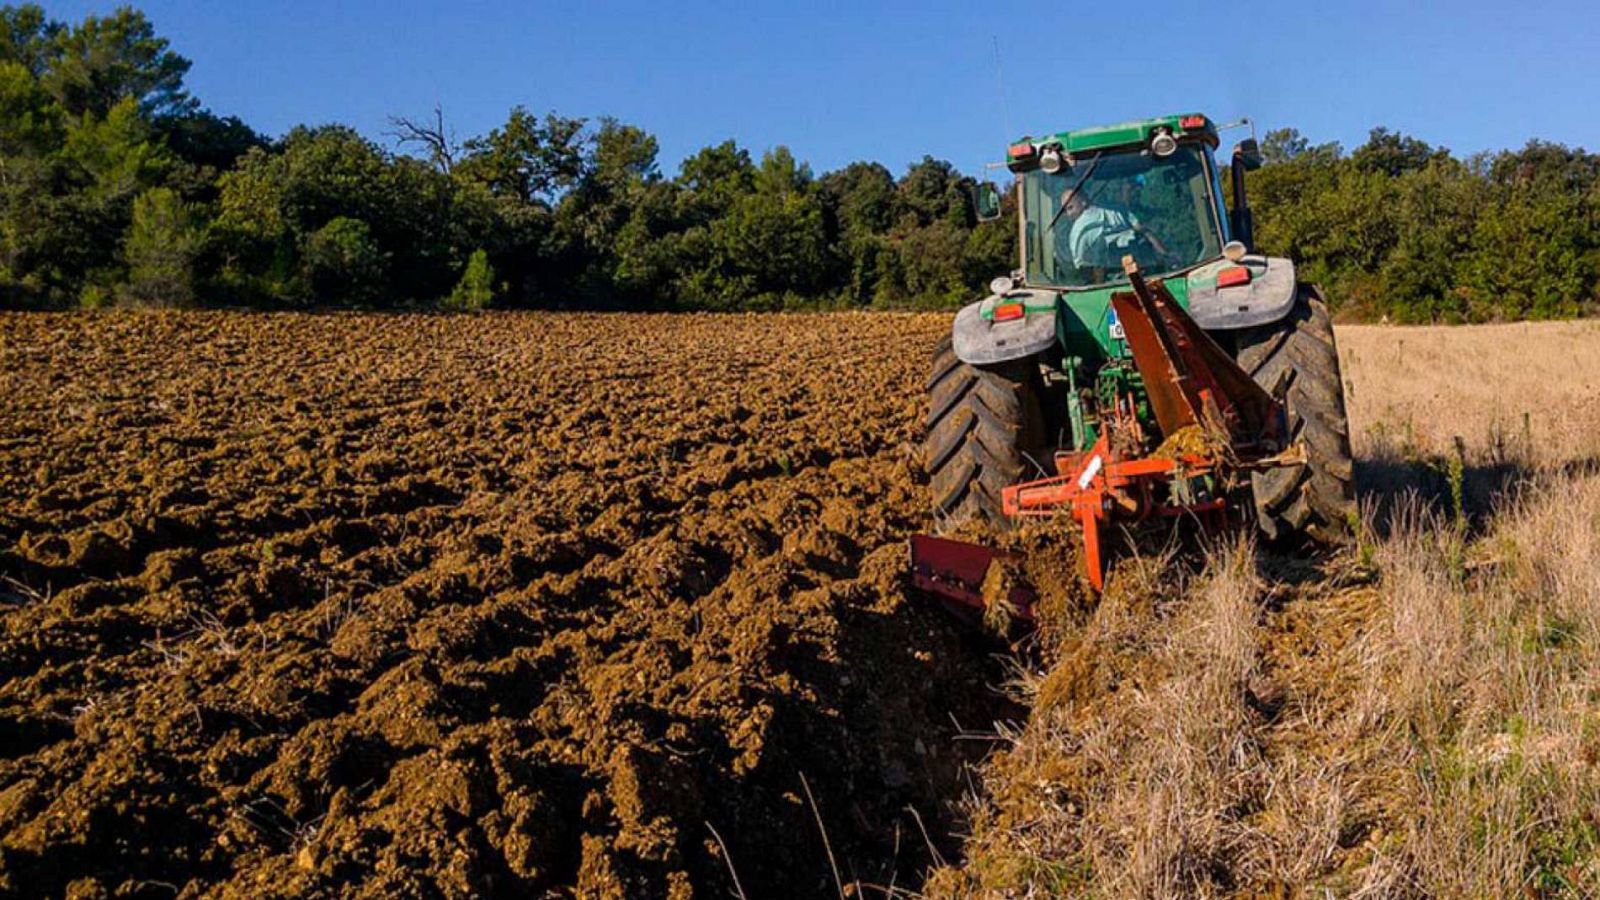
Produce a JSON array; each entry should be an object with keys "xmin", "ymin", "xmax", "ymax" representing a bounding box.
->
[{"xmin": 386, "ymin": 102, "xmax": 456, "ymax": 173}]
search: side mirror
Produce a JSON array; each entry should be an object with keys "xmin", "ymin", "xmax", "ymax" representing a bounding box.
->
[
  {"xmin": 973, "ymin": 181, "xmax": 1003, "ymax": 222},
  {"xmin": 1233, "ymin": 138, "xmax": 1264, "ymax": 171}
]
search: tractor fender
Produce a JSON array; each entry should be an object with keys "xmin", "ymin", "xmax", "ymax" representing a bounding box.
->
[
  {"xmin": 951, "ymin": 289, "xmax": 1059, "ymax": 365},
  {"xmin": 1184, "ymin": 255, "xmax": 1299, "ymax": 330}
]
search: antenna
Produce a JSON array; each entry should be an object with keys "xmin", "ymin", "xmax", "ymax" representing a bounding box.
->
[{"xmin": 991, "ymin": 35, "xmax": 1012, "ymax": 142}]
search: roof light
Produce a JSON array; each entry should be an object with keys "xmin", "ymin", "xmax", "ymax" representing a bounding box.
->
[
  {"xmin": 993, "ymin": 302, "xmax": 1025, "ymax": 322},
  {"xmin": 1039, "ymin": 146, "xmax": 1064, "ymax": 174},
  {"xmin": 1007, "ymin": 141, "xmax": 1040, "ymax": 173},
  {"xmin": 1151, "ymin": 129, "xmax": 1177, "ymax": 157},
  {"xmin": 1180, "ymin": 114, "xmax": 1207, "ymax": 130},
  {"xmin": 1217, "ymin": 266, "xmax": 1252, "ymax": 288}
]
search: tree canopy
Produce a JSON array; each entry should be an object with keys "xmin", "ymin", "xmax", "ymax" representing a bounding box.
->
[
  {"xmin": 1247, "ymin": 127, "xmax": 1600, "ymax": 321},
  {"xmin": 2, "ymin": 3, "xmax": 1597, "ymax": 321}
]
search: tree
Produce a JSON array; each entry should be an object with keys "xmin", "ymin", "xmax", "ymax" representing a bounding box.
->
[
  {"xmin": 897, "ymin": 156, "xmax": 970, "ymax": 227},
  {"xmin": 301, "ymin": 216, "xmax": 385, "ymax": 304},
  {"xmin": 818, "ymin": 161, "xmax": 895, "ymax": 237},
  {"xmin": 674, "ymin": 139, "xmax": 755, "ymax": 228},
  {"xmin": 40, "ymin": 6, "xmax": 193, "ymax": 119},
  {"xmin": 456, "ymin": 107, "xmax": 585, "ymax": 204},
  {"xmin": 0, "ymin": 3, "xmax": 59, "ymax": 77},
  {"xmin": 589, "ymin": 117, "xmax": 659, "ymax": 188},
  {"xmin": 120, "ymin": 185, "xmax": 202, "ymax": 305},
  {"xmin": 0, "ymin": 58, "xmax": 59, "ymax": 157},
  {"xmin": 442, "ymin": 248, "xmax": 495, "ymax": 310},
  {"xmin": 709, "ymin": 146, "xmax": 828, "ymax": 306},
  {"xmin": 213, "ymin": 125, "xmax": 469, "ymax": 305},
  {"xmin": 1260, "ymin": 127, "xmax": 1341, "ymax": 166},
  {"xmin": 388, "ymin": 103, "xmax": 457, "ymax": 174},
  {"xmin": 1488, "ymin": 139, "xmax": 1600, "ymax": 192},
  {"xmin": 159, "ymin": 108, "xmax": 263, "ymax": 175},
  {"xmin": 1350, "ymin": 127, "xmax": 1445, "ymax": 178}
]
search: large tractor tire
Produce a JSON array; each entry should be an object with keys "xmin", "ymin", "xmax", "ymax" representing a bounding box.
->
[
  {"xmin": 923, "ymin": 336, "xmax": 1050, "ymax": 528},
  {"xmin": 1234, "ymin": 286, "xmax": 1356, "ymax": 543}
]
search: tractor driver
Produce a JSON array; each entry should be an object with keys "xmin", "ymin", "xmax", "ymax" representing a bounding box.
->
[{"xmin": 1057, "ymin": 187, "xmax": 1172, "ymax": 279}]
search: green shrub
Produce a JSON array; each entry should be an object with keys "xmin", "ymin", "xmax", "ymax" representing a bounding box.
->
[
  {"xmin": 78, "ymin": 283, "xmax": 112, "ymax": 309},
  {"xmin": 119, "ymin": 187, "xmax": 204, "ymax": 306},
  {"xmin": 300, "ymin": 216, "xmax": 385, "ymax": 304},
  {"xmin": 441, "ymin": 248, "xmax": 495, "ymax": 311}
]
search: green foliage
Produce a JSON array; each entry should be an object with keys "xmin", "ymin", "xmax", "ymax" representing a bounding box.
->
[
  {"xmin": 1249, "ymin": 127, "xmax": 1600, "ymax": 322},
  {"xmin": 301, "ymin": 217, "xmax": 385, "ymax": 305},
  {"xmin": 455, "ymin": 107, "xmax": 585, "ymax": 204},
  {"xmin": 1259, "ymin": 127, "xmax": 1340, "ymax": 166},
  {"xmin": 38, "ymin": 4, "xmax": 192, "ymax": 119},
  {"xmin": 77, "ymin": 282, "xmax": 110, "ymax": 308},
  {"xmin": 120, "ymin": 185, "xmax": 201, "ymax": 305},
  {"xmin": 0, "ymin": 4, "xmax": 61, "ymax": 77},
  {"xmin": 442, "ymin": 248, "xmax": 495, "ymax": 311},
  {"xmin": 212, "ymin": 125, "xmax": 465, "ymax": 305},
  {"xmin": 0, "ymin": 6, "xmax": 181, "ymax": 306},
  {"xmin": 158, "ymin": 109, "xmax": 262, "ymax": 175}
]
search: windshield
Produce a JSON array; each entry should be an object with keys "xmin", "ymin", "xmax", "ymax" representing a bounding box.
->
[{"xmin": 1021, "ymin": 143, "xmax": 1224, "ymax": 289}]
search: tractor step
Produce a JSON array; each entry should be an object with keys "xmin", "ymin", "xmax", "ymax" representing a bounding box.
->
[{"xmin": 908, "ymin": 534, "xmax": 1037, "ymax": 626}]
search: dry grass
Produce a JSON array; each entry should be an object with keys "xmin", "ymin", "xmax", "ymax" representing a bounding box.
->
[
  {"xmin": 1340, "ymin": 320, "xmax": 1600, "ymax": 470},
  {"xmin": 931, "ymin": 321, "xmax": 1600, "ymax": 898}
]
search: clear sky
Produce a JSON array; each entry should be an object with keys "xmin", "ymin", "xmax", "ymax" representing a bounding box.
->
[{"xmin": 48, "ymin": 0, "xmax": 1600, "ymax": 178}]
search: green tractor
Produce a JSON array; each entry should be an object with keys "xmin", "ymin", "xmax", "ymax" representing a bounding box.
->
[{"xmin": 925, "ymin": 113, "xmax": 1354, "ymax": 554}]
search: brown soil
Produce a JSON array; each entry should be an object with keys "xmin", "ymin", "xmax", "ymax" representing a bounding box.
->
[{"xmin": 0, "ymin": 311, "xmax": 1018, "ymax": 898}]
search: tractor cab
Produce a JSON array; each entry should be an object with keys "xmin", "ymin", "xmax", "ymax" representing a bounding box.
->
[
  {"xmin": 977, "ymin": 114, "xmax": 1263, "ymax": 291},
  {"xmin": 960, "ymin": 115, "xmax": 1282, "ymax": 380}
]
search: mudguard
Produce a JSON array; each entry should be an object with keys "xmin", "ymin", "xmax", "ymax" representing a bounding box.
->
[
  {"xmin": 951, "ymin": 288, "xmax": 1059, "ymax": 365},
  {"xmin": 1184, "ymin": 255, "xmax": 1298, "ymax": 330}
]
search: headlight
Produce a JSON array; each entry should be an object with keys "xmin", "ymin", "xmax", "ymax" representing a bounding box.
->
[{"xmin": 989, "ymin": 275, "xmax": 1016, "ymax": 296}]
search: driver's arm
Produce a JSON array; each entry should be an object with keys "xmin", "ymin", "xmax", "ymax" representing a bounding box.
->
[
  {"xmin": 1123, "ymin": 210, "xmax": 1170, "ymax": 257},
  {"xmin": 1138, "ymin": 225, "xmax": 1171, "ymax": 257}
]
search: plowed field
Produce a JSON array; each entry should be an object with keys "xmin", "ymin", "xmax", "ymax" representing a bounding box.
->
[{"xmin": 0, "ymin": 312, "xmax": 1014, "ymax": 898}]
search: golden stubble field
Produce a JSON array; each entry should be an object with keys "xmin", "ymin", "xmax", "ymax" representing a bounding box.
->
[
  {"xmin": 938, "ymin": 319, "xmax": 1600, "ymax": 898},
  {"xmin": 2, "ymin": 312, "xmax": 1597, "ymax": 898}
]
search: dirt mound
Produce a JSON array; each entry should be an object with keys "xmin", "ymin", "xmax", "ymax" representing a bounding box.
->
[{"xmin": 0, "ymin": 311, "xmax": 1016, "ymax": 897}]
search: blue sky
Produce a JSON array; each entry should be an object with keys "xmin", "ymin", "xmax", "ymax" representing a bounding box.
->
[{"xmin": 49, "ymin": 0, "xmax": 1600, "ymax": 178}]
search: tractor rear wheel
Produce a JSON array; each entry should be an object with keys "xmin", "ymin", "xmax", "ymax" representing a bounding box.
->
[
  {"xmin": 923, "ymin": 336, "xmax": 1050, "ymax": 528},
  {"xmin": 1234, "ymin": 286, "xmax": 1356, "ymax": 543}
]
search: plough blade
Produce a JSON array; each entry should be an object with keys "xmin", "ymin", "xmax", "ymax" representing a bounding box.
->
[{"xmin": 908, "ymin": 534, "xmax": 1037, "ymax": 625}]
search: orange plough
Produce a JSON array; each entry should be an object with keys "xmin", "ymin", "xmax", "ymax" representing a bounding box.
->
[{"xmin": 913, "ymin": 257, "xmax": 1303, "ymax": 605}]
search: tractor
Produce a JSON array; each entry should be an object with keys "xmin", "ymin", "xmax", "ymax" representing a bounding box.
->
[{"xmin": 913, "ymin": 113, "xmax": 1354, "ymax": 609}]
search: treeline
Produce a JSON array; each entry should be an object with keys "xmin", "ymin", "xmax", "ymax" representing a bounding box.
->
[
  {"xmin": 1250, "ymin": 128, "xmax": 1600, "ymax": 321},
  {"xmin": 0, "ymin": 4, "xmax": 1009, "ymax": 312},
  {"xmin": 2, "ymin": 4, "xmax": 1597, "ymax": 320}
]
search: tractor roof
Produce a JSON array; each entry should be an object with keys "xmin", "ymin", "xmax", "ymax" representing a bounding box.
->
[{"xmin": 1017, "ymin": 113, "xmax": 1219, "ymax": 156}]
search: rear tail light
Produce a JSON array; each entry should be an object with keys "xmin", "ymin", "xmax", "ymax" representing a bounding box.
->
[
  {"xmin": 993, "ymin": 302, "xmax": 1025, "ymax": 321},
  {"xmin": 1217, "ymin": 266, "xmax": 1252, "ymax": 288}
]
